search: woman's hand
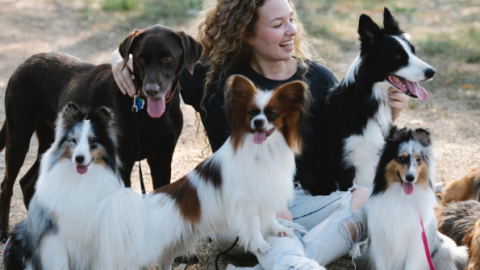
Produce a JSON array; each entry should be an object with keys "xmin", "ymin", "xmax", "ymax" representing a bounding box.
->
[
  {"xmin": 111, "ymin": 48, "xmax": 136, "ymax": 96},
  {"xmin": 388, "ymin": 87, "xmax": 409, "ymax": 122}
]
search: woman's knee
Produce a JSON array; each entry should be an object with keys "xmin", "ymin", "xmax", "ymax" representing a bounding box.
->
[{"xmin": 350, "ymin": 187, "xmax": 369, "ymax": 210}]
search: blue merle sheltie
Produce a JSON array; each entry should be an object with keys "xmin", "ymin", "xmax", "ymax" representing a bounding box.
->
[
  {"xmin": 3, "ymin": 103, "xmax": 146, "ymax": 270},
  {"xmin": 310, "ymin": 8, "xmax": 436, "ymax": 195},
  {"xmin": 357, "ymin": 126, "xmax": 468, "ymax": 270}
]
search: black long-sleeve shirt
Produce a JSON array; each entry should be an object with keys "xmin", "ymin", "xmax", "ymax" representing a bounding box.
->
[{"xmin": 179, "ymin": 60, "xmax": 339, "ymax": 195}]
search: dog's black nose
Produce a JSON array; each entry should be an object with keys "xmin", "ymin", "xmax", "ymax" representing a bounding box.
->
[
  {"xmin": 424, "ymin": 68, "xmax": 435, "ymax": 79},
  {"xmin": 75, "ymin": 155, "xmax": 85, "ymax": 164},
  {"xmin": 405, "ymin": 174, "xmax": 415, "ymax": 182},
  {"xmin": 144, "ymin": 83, "xmax": 160, "ymax": 96},
  {"xmin": 254, "ymin": 119, "xmax": 264, "ymax": 128}
]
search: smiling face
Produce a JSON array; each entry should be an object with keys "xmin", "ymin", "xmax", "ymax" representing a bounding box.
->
[{"xmin": 247, "ymin": 0, "xmax": 297, "ymax": 62}]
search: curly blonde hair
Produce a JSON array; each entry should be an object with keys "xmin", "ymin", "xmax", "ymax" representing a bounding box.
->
[
  {"xmin": 194, "ymin": 0, "xmax": 317, "ymax": 154},
  {"xmin": 196, "ymin": 0, "xmax": 316, "ymax": 111}
]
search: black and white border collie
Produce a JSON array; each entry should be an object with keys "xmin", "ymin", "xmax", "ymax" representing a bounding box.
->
[
  {"xmin": 3, "ymin": 103, "xmax": 146, "ymax": 270},
  {"xmin": 311, "ymin": 8, "xmax": 435, "ymax": 195},
  {"xmin": 358, "ymin": 127, "xmax": 468, "ymax": 270}
]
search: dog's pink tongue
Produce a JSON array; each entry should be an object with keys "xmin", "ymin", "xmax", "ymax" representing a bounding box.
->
[
  {"xmin": 406, "ymin": 80, "xmax": 428, "ymax": 101},
  {"xmin": 147, "ymin": 97, "xmax": 166, "ymax": 118},
  {"xmin": 402, "ymin": 182, "xmax": 414, "ymax": 195},
  {"xmin": 76, "ymin": 166, "xmax": 88, "ymax": 174},
  {"xmin": 253, "ymin": 131, "xmax": 267, "ymax": 144}
]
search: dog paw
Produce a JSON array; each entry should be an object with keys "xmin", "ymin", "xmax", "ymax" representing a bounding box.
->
[
  {"xmin": 252, "ymin": 241, "xmax": 272, "ymax": 255},
  {"xmin": 270, "ymin": 226, "xmax": 294, "ymax": 238}
]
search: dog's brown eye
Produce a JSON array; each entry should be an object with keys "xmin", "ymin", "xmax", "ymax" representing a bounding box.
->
[
  {"xmin": 266, "ymin": 111, "xmax": 278, "ymax": 121},
  {"xmin": 89, "ymin": 139, "xmax": 97, "ymax": 147},
  {"xmin": 137, "ymin": 57, "xmax": 145, "ymax": 63},
  {"xmin": 164, "ymin": 56, "xmax": 173, "ymax": 62},
  {"xmin": 394, "ymin": 55, "xmax": 401, "ymax": 60},
  {"xmin": 416, "ymin": 158, "xmax": 421, "ymax": 164},
  {"xmin": 70, "ymin": 138, "xmax": 77, "ymax": 144}
]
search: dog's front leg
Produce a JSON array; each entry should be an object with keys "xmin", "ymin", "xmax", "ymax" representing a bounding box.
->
[
  {"xmin": 39, "ymin": 234, "xmax": 69, "ymax": 270},
  {"xmin": 267, "ymin": 214, "xmax": 294, "ymax": 237},
  {"xmin": 404, "ymin": 242, "xmax": 429, "ymax": 270},
  {"xmin": 238, "ymin": 202, "xmax": 272, "ymax": 255}
]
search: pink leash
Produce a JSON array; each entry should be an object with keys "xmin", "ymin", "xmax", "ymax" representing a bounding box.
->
[{"xmin": 417, "ymin": 206, "xmax": 435, "ymax": 270}]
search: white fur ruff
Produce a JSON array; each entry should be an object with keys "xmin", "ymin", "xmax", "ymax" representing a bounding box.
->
[
  {"xmin": 367, "ymin": 183, "xmax": 438, "ymax": 270},
  {"xmin": 34, "ymin": 152, "xmax": 145, "ymax": 270}
]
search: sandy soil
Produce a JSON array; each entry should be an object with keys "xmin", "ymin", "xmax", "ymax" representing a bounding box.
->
[{"xmin": 0, "ymin": 0, "xmax": 478, "ymax": 269}]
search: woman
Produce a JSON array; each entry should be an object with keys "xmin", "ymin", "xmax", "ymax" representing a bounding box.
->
[{"xmin": 111, "ymin": 0, "xmax": 408, "ymax": 268}]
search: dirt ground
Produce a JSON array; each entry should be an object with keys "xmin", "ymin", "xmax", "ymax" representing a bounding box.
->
[{"xmin": 0, "ymin": 0, "xmax": 479, "ymax": 269}]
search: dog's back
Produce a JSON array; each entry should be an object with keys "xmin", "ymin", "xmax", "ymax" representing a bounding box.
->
[{"xmin": 7, "ymin": 52, "xmax": 120, "ymax": 114}]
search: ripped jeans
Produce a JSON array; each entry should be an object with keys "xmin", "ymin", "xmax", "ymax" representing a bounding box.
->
[{"xmin": 216, "ymin": 184, "xmax": 367, "ymax": 270}]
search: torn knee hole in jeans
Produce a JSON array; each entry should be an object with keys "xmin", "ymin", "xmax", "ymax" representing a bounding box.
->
[{"xmin": 339, "ymin": 215, "xmax": 365, "ymax": 250}]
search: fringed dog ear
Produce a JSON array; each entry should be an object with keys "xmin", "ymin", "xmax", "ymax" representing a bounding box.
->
[
  {"xmin": 62, "ymin": 102, "xmax": 80, "ymax": 118},
  {"xmin": 271, "ymin": 81, "xmax": 310, "ymax": 153},
  {"xmin": 224, "ymin": 75, "xmax": 257, "ymax": 151},
  {"xmin": 387, "ymin": 126, "xmax": 410, "ymax": 143},
  {"xmin": 177, "ymin": 31, "xmax": 204, "ymax": 75},
  {"xmin": 118, "ymin": 29, "xmax": 142, "ymax": 71},
  {"xmin": 98, "ymin": 106, "xmax": 114, "ymax": 124},
  {"xmin": 412, "ymin": 128, "xmax": 431, "ymax": 147}
]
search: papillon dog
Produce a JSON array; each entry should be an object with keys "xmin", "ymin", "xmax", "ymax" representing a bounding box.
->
[
  {"xmin": 3, "ymin": 103, "xmax": 146, "ymax": 270},
  {"xmin": 358, "ymin": 127, "xmax": 468, "ymax": 270},
  {"xmin": 137, "ymin": 75, "xmax": 310, "ymax": 269}
]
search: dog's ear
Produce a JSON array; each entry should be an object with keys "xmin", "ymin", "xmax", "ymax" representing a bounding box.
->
[
  {"xmin": 224, "ymin": 75, "xmax": 257, "ymax": 150},
  {"xmin": 97, "ymin": 106, "xmax": 115, "ymax": 127},
  {"xmin": 118, "ymin": 29, "xmax": 142, "ymax": 71},
  {"xmin": 358, "ymin": 14, "xmax": 382, "ymax": 48},
  {"xmin": 224, "ymin": 75, "xmax": 257, "ymax": 124},
  {"xmin": 387, "ymin": 126, "xmax": 409, "ymax": 143},
  {"xmin": 412, "ymin": 128, "xmax": 431, "ymax": 147},
  {"xmin": 383, "ymin": 7, "xmax": 401, "ymax": 35},
  {"xmin": 63, "ymin": 102, "xmax": 79, "ymax": 114},
  {"xmin": 177, "ymin": 31, "xmax": 204, "ymax": 75},
  {"xmin": 272, "ymin": 81, "xmax": 310, "ymax": 153},
  {"xmin": 98, "ymin": 106, "xmax": 114, "ymax": 120}
]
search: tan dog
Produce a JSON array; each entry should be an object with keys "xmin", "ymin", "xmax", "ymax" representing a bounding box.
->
[{"xmin": 441, "ymin": 167, "xmax": 480, "ymax": 203}]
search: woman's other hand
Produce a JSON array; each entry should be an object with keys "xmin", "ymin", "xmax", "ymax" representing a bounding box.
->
[
  {"xmin": 388, "ymin": 87, "xmax": 409, "ymax": 122},
  {"xmin": 111, "ymin": 48, "xmax": 136, "ymax": 96}
]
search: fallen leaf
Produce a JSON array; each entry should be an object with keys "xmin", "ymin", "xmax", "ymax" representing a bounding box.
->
[
  {"xmin": 460, "ymin": 84, "xmax": 474, "ymax": 90},
  {"xmin": 444, "ymin": 78, "xmax": 453, "ymax": 84}
]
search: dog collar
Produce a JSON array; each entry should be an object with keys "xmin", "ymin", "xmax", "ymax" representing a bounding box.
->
[{"xmin": 131, "ymin": 74, "xmax": 179, "ymax": 110}]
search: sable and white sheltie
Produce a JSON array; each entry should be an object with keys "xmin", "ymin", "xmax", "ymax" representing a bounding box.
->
[
  {"xmin": 311, "ymin": 8, "xmax": 435, "ymax": 195},
  {"xmin": 3, "ymin": 103, "xmax": 146, "ymax": 270},
  {"xmin": 138, "ymin": 75, "xmax": 310, "ymax": 269},
  {"xmin": 436, "ymin": 200, "xmax": 480, "ymax": 270},
  {"xmin": 4, "ymin": 75, "xmax": 309, "ymax": 269},
  {"xmin": 357, "ymin": 127, "xmax": 468, "ymax": 270},
  {"xmin": 439, "ymin": 167, "xmax": 480, "ymax": 203}
]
